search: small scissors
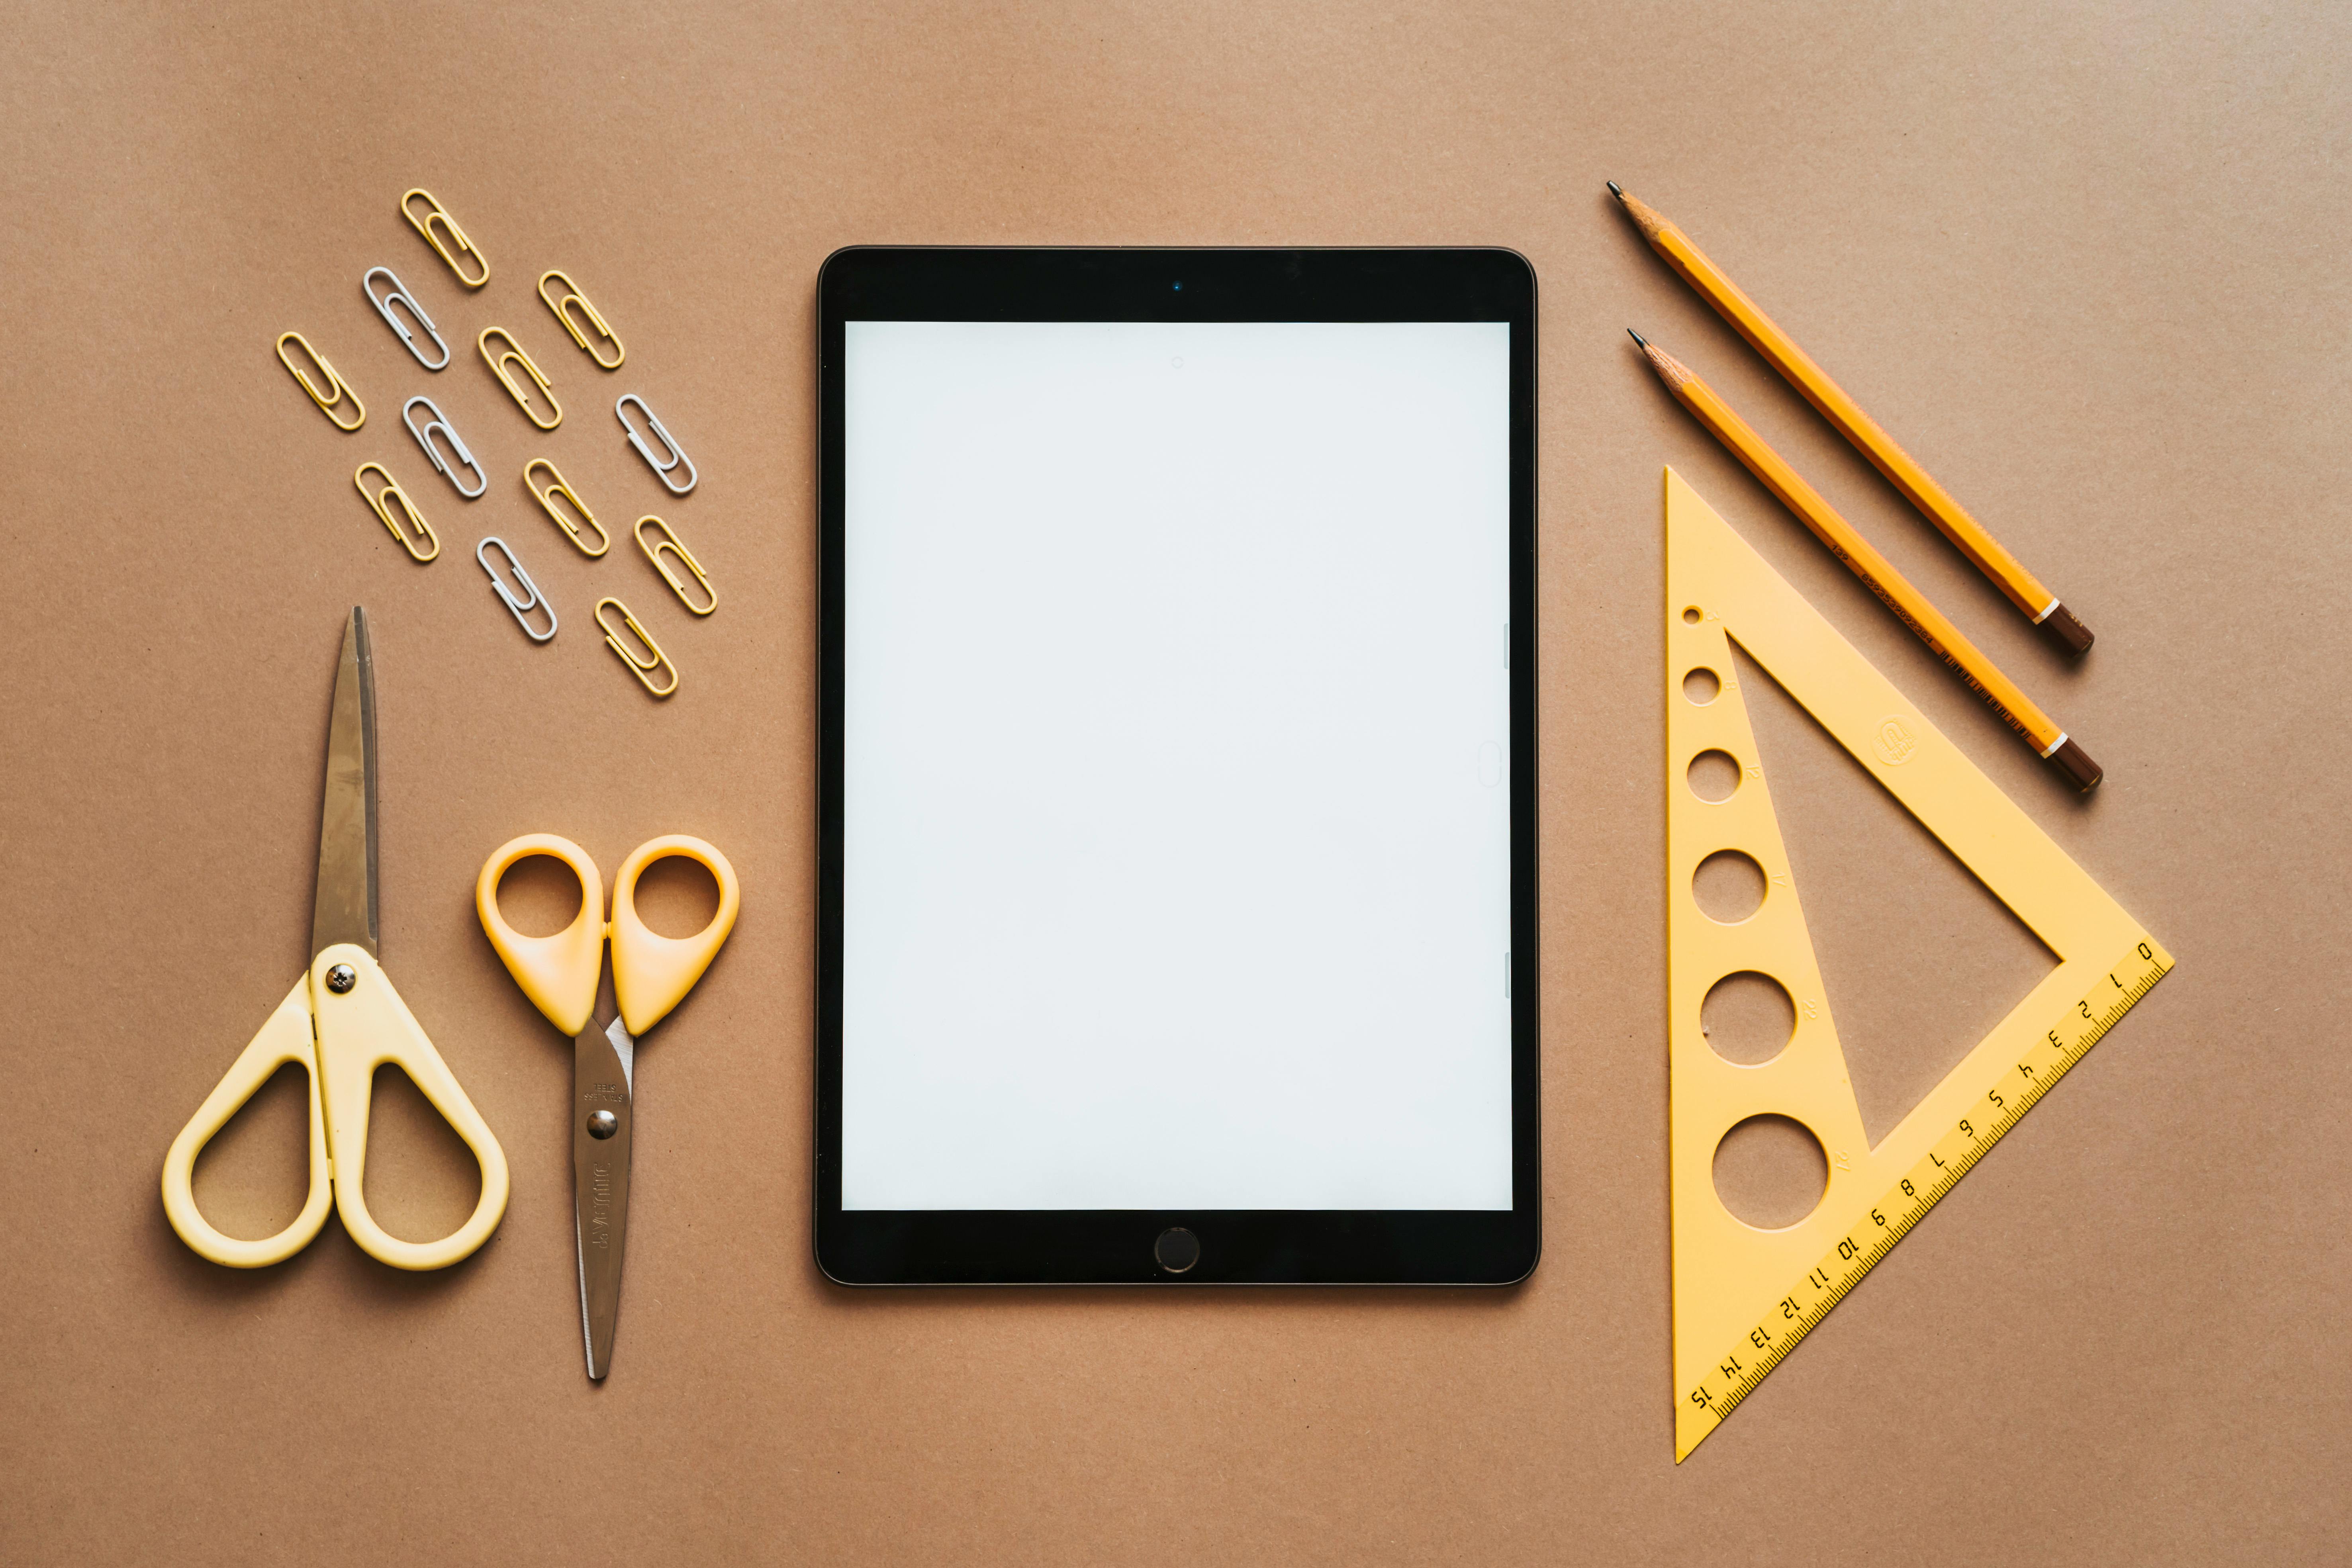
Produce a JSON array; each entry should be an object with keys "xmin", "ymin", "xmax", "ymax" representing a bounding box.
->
[
  {"xmin": 476, "ymin": 833, "xmax": 740, "ymax": 1379},
  {"xmin": 162, "ymin": 609, "xmax": 511, "ymax": 1270}
]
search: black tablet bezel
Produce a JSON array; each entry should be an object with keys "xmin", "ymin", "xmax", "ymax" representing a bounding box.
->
[{"xmin": 815, "ymin": 247, "xmax": 1539, "ymax": 1285}]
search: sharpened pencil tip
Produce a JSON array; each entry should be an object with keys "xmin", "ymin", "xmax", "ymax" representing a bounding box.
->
[
  {"xmin": 1627, "ymin": 328, "xmax": 1649, "ymax": 348},
  {"xmin": 1606, "ymin": 180, "xmax": 1624, "ymax": 200}
]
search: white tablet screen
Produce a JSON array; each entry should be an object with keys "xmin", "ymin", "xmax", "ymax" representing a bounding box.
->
[{"xmin": 842, "ymin": 320, "xmax": 1514, "ymax": 1210}]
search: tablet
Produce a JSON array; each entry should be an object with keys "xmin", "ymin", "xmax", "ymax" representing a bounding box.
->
[{"xmin": 816, "ymin": 249, "xmax": 1538, "ymax": 1284}]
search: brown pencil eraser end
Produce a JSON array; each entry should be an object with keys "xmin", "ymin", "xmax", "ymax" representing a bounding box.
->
[
  {"xmin": 2037, "ymin": 603, "xmax": 2095, "ymax": 658},
  {"xmin": 2049, "ymin": 738, "xmax": 2103, "ymax": 793}
]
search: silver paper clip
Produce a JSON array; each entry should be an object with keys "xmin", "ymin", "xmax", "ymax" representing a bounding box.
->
[
  {"xmin": 477, "ymin": 537, "xmax": 556, "ymax": 642},
  {"xmin": 364, "ymin": 266, "xmax": 450, "ymax": 370},
  {"xmin": 403, "ymin": 395, "xmax": 487, "ymax": 498},
  {"xmin": 616, "ymin": 394, "xmax": 697, "ymax": 495}
]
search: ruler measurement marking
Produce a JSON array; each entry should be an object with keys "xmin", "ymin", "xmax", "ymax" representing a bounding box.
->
[{"xmin": 1680, "ymin": 942, "xmax": 2170, "ymax": 1448}]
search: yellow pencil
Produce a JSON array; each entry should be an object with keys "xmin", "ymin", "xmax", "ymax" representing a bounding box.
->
[
  {"xmin": 1631, "ymin": 329, "xmax": 2101, "ymax": 793},
  {"xmin": 1610, "ymin": 182, "xmax": 2094, "ymax": 659}
]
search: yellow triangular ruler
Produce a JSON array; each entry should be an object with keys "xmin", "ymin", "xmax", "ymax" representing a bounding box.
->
[{"xmin": 1665, "ymin": 467, "xmax": 2172, "ymax": 1461}]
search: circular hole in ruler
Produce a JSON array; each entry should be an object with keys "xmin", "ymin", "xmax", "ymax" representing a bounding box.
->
[
  {"xmin": 1713, "ymin": 1114, "xmax": 1828, "ymax": 1229},
  {"xmin": 1687, "ymin": 749, "xmax": 1742, "ymax": 803},
  {"xmin": 1701, "ymin": 971, "xmax": 1796, "ymax": 1065},
  {"xmin": 1681, "ymin": 605, "xmax": 1703, "ymax": 624},
  {"xmin": 495, "ymin": 854, "xmax": 584, "ymax": 938},
  {"xmin": 1682, "ymin": 667, "xmax": 1720, "ymax": 705},
  {"xmin": 1692, "ymin": 850, "xmax": 1767, "ymax": 923}
]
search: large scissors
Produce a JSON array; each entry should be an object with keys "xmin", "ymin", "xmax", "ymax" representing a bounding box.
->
[
  {"xmin": 476, "ymin": 833, "xmax": 740, "ymax": 1378},
  {"xmin": 162, "ymin": 609, "xmax": 511, "ymax": 1269}
]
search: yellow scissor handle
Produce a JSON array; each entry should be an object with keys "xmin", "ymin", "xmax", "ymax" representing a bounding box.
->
[
  {"xmin": 611, "ymin": 836, "xmax": 740, "ymax": 1036},
  {"xmin": 160, "ymin": 949, "xmax": 510, "ymax": 1270},
  {"xmin": 476, "ymin": 834, "xmax": 609, "ymax": 1037},
  {"xmin": 476, "ymin": 833, "xmax": 741, "ymax": 1038},
  {"xmin": 309, "ymin": 944, "xmax": 510, "ymax": 1270},
  {"xmin": 161, "ymin": 975, "xmax": 333, "ymax": 1268}
]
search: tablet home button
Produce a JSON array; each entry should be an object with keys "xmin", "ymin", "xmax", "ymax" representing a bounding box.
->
[{"xmin": 1153, "ymin": 1227, "xmax": 1200, "ymax": 1275}]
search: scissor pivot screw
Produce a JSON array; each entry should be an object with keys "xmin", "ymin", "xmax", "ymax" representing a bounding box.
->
[
  {"xmin": 325, "ymin": 964, "xmax": 357, "ymax": 994},
  {"xmin": 588, "ymin": 1110, "xmax": 618, "ymax": 1139}
]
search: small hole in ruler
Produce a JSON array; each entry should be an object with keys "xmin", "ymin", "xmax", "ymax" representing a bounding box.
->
[
  {"xmin": 1682, "ymin": 667, "xmax": 1720, "ymax": 705},
  {"xmin": 494, "ymin": 854, "xmax": 584, "ymax": 938},
  {"xmin": 1687, "ymin": 749, "xmax": 1741, "ymax": 803},
  {"xmin": 1702, "ymin": 971, "xmax": 1794, "ymax": 1064},
  {"xmin": 1681, "ymin": 605, "xmax": 1703, "ymax": 624},
  {"xmin": 1693, "ymin": 850, "xmax": 1766, "ymax": 922},
  {"xmin": 1713, "ymin": 1114, "xmax": 1827, "ymax": 1229}
]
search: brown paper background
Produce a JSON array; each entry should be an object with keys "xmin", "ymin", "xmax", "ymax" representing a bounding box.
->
[{"xmin": 4, "ymin": 3, "xmax": 2346, "ymax": 1562}]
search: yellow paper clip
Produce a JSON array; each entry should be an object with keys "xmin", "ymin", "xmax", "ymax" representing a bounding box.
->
[
  {"xmin": 276, "ymin": 333, "xmax": 365, "ymax": 431},
  {"xmin": 595, "ymin": 599, "xmax": 679, "ymax": 699},
  {"xmin": 353, "ymin": 464, "xmax": 441, "ymax": 562},
  {"xmin": 634, "ymin": 517, "xmax": 717, "ymax": 616},
  {"xmin": 401, "ymin": 188, "xmax": 489, "ymax": 288},
  {"xmin": 478, "ymin": 328, "xmax": 562, "ymax": 430},
  {"xmin": 525, "ymin": 459, "xmax": 609, "ymax": 556},
  {"xmin": 537, "ymin": 270, "xmax": 625, "ymax": 370}
]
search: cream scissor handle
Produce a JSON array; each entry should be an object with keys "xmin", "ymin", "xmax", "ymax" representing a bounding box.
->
[
  {"xmin": 159, "ymin": 951, "xmax": 510, "ymax": 1270},
  {"xmin": 477, "ymin": 833, "xmax": 741, "ymax": 1038},
  {"xmin": 161, "ymin": 975, "xmax": 333, "ymax": 1268},
  {"xmin": 309, "ymin": 945, "xmax": 510, "ymax": 1270}
]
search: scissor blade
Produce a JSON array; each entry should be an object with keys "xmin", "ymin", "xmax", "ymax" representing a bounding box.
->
[
  {"xmin": 575, "ymin": 1008, "xmax": 636, "ymax": 1381},
  {"xmin": 310, "ymin": 607, "xmax": 379, "ymax": 959}
]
